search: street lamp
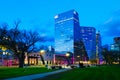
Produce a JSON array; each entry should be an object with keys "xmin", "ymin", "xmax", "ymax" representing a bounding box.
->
[
  {"xmin": 39, "ymin": 50, "xmax": 45, "ymax": 55},
  {"xmin": 66, "ymin": 53, "xmax": 70, "ymax": 57},
  {"xmin": 77, "ymin": 56, "xmax": 80, "ymax": 58},
  {"xmin": 65, "ymin": 53, "xmax": 70, "ymax": 65},
  {"xmin": 39, "ymin": 50, "xmax": 46, "ymax": 65}
]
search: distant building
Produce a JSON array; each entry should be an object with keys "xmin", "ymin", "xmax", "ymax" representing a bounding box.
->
[
  {"xmin": 110, "ymin": 44, "xmax": 119, "ymax": 51},
  {"xmin": 80, "ymin": 27, "xmax": 96, "ymax": 60},
  {"xmin": 54, "ymin": 10, "xmax": 88, "ymax": 64},
  {"xmin": 110, "ymin": 37, "xmax": 120, "ymax": 51},
  {"xmin": 114, "ymin": 37, "xmax": 120, "ymax": 51},
  {"xmin": 114, "ymin": 37, "xmax": 120, "ymax": 44},
  {"xmin": 45, "ymin": 46, "xmax": 54, "ymax": 64},
  {"xmin": 28, "ymin": 46, "xmax": 54, "ymax": 65},
  {"xmin": 96, "ymin": 31, "xmax": 102, "ymax": 64},
  {"xmin": 110, "ymin": 37, "xmax": 120, "ymax": 64}
]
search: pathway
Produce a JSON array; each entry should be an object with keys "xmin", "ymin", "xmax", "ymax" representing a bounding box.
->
[{"xmin": 5, "ymin": 68, "xmax": 71, "ymax": 80}]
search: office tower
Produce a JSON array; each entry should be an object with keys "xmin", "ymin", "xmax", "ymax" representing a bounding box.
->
[
  {"xmin": 96, "ymin": 31, "xmax": 102, "ymax": 64},
  {"xmin": 80, "ymin": 27, "xmax": 96, "ymax": 60},
  {"xmin": 54, "ymin": 10, "xmax": 82, "ymax": 64}
]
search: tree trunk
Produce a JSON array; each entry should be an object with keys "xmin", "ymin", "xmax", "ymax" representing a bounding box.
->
[
  {"xmin": 19, "ymin": 58, "xmax": 24, "ymax": 68},
  {"xmin": 18, "ymin": 52, "xmax": 25, "ymax": 68}
]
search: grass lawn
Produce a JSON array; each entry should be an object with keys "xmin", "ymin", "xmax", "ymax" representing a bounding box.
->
[
  {"xmin": 0, "ymin": 66, "xmax": 55, "ymax": 79},
  {"xmin": 38, "ymin": 65, "xmax": 120, "ymax": 80}
]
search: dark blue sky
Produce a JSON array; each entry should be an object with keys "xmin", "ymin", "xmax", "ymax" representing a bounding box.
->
[{"xmin": 0, "ymin": 0, "xmax": 120, "ymax": 45}]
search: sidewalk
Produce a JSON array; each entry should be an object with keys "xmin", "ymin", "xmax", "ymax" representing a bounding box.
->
[{"xmin": 5, "ymin": 68, "xmax": 71, "ymax": 80}]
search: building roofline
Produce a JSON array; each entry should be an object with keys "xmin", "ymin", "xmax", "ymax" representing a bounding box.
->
[{"xmin": 54, "ymin": 9, "xmax": 78, "ymax": 18}]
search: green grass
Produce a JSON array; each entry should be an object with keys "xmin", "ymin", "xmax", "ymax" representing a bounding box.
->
[
  {"xmin": 39, "ymin": 65, "xmax": 120, "ymax": 80},
  {"xmin": 0, "ymin": 66, "xmax": 55, "ymax": 79}
]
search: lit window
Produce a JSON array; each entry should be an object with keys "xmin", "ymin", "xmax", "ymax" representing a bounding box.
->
[
  {"xmin": 85, "ymin": 38, "xmax": 88, "ymax": 40},
  {"xmin": 90, "ymin": 40, "xmax": 92, "ymax": 41},
  {"xmin": 81, "ymin": 29, "xmax": 84, "ymax": 33}
]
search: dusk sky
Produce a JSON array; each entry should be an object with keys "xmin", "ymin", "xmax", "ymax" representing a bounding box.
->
[{"xmin": 0, "ymin": 0, "xmax": 120, "ymax": 46}]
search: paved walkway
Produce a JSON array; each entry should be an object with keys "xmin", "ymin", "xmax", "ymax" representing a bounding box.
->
[{"xmin": 5, "ymin": 68, "xmax": 71, "ymax": 80}]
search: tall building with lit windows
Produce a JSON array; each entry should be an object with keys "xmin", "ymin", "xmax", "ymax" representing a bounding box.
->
[
  {"xmin": 96, "ymin": 31, "xmax": 102, "ymax": 64},
  {"xmin": 80, "ymin": 27, "xmax": 96, "ymax": 60},
  {"xmin": 54, "ymin": 10, "xmax": 86, "ymax": 63}
]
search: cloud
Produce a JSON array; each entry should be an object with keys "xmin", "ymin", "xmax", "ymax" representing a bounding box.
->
[
  {"xmin": 101, "ymin": 9, "xmax": 120, "ymax": 37},
  {"xmin": 104, "ymin": 20, "xmax": 120, "ymax": 36},
  {"xmin": 99, "ymin": 9, "xmax": 120, "ymax": 45},
  {"xmin": 27, "ymin": 18, "xmax": 54, "ymax": 43},
  {"xmin": 39, "ymin": 35, "xmax": 54, "ymax": 42}
]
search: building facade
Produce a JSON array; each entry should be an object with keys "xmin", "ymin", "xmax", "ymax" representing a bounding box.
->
[
  {"xmin": 96, "ymin": 31, "xmax": 102, "ymax": 64},
  {"xmin": 80, "ymin": 27, "xmax": 96, "ymax": 60},
  {"xmin": 54, "ymin": 10, "xmax": 84, "ymax": 64},
  {"xmin": 0, "ymin": 46, "xmax": 14, "ymax": 66},
  {"xmin": 110, "ymin": 37, "xmax": 120, "ymax": 51}
]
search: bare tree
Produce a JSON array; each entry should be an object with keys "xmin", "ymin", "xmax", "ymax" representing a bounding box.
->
[
  {"xmin": 0, "ymin": 21, "xmax": 41, "ymax": 68},
  {"xmin": 0, "ymin": 23, "xmax": 9, "ymax": 43},
  {"xmin": 17, "ymin": 30, "xmax": 40, "ymax": 67}
]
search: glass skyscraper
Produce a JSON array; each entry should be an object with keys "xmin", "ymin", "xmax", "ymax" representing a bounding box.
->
[
  {"xmin": 80, "ymin": 27, "xmax": 96, "ymax": 60},
  {"xmin": 54, "ymin": 10, "xmax": 99, "ymax": 63},
  {"xmin": 54, "ymin": 10, "xmax": 82, "ymax": 63}
]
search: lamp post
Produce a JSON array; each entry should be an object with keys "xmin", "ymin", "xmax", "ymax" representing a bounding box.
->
[
  {"xmin": 77, "ymin": 55, "xmax": 80, "ymax": 58},
  {"xmin": 40, "ymin": 50, "xmax": 45, "ymax": 55},
  {"xmin": 39, "ymin": 50, "xmax": 45, "ymax": 65},
  {"xmin": 65, "ymin": 53, "xmax": 70, "ymax": 65},
  {"xmin": 66, "ymin": 53, "xmax": 70, "ymax": 57}
]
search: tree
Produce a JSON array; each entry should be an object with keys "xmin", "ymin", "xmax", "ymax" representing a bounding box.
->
[
  {"xmin": 0, "ymin": 21, "xmax": 41, "ymax": 68},
  {"xmin": 0, "ymin": 23, "xmax": 9, "ymax": 45},
  {"xmin": 111, "ymin": 50, "xmax": 120, "ymax": 64},
  {"xmin": 102, "ymin": 48, "xmax": 115, "ymax": 64},
  {"xmin": 10, "ymin": 24, "xmax": 40, "ymax": 68},
  {"xmin": 17, "ymin": 31, "xmax": 40, "ymax": 67}
]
